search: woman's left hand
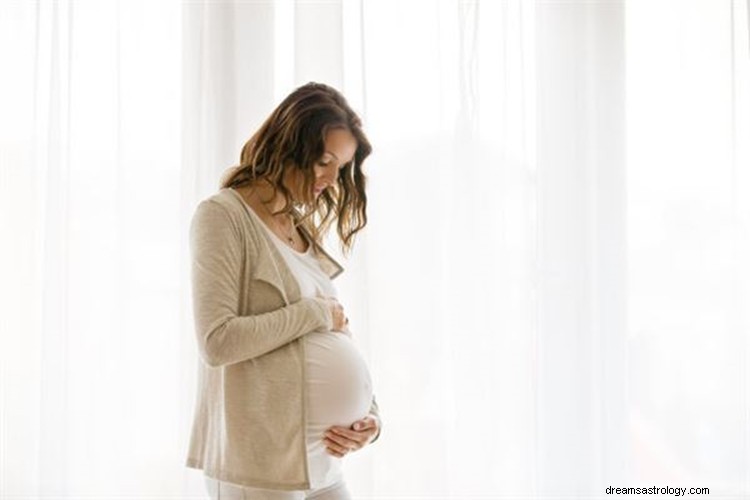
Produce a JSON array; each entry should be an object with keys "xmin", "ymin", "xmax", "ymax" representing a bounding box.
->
[{"xmin": 323, "ymin": 416, "xmax": 380, "ymax": 457}]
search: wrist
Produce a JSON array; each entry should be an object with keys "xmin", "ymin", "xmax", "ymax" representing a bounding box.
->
[
  {"xmin": 308, "ymin": 297, "xmax": 334, "ymax": 331},
  {"xmin": 369, "ymin": 414, "xmax": 381, "ymax": 442}
]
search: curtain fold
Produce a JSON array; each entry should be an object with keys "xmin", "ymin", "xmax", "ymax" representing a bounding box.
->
[
  {"xmin": 534, "ymin": 0, "xmax": 629, "ymax": 494},
  {"xmin": 625, "ymin": 0, "xmax": 750, "ymax": 494},
  {"xmin": 344, "ymin": 0, "xmax": 539, "ymax": 496},
  {"xmin": 2, "ymin": 0, "xmax": 185, "ymax": 496}
]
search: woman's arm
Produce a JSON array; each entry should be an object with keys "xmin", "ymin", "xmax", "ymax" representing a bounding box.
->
[
  {"xmin": 368, "ymin": 394, "xmax": 382, "ymax": 443},
  {"xmin": 190, "ymin": 200, "xmax": 333, "ymax": 368}
]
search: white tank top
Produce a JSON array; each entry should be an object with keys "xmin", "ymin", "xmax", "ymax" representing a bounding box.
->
[{"xmin": 244, "ymin": 205, "xmax": 373, "ymax": 488}]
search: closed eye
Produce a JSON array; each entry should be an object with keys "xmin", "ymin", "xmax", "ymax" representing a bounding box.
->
[{"xmin": 318, "ymin": 161, "xmax": 346, "ymax": 170}]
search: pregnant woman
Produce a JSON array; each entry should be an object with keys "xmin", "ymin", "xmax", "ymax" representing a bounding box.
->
[{"xmin": 185, "ymin": 82, "xmax": 381, "ymax": 500}]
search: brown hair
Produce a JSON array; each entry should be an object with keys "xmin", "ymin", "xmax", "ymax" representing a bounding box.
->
[{"xmin": 220, "ymin": 82, "xmax": 372, "ymax": 256}]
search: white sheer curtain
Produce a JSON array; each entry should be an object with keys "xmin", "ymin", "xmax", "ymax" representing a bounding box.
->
[
  {"xmin": 1, "ymin": 0, "xmax": 749, "ymax": 499},
  {"xmin": 625, "ymin": 0, "xmax": 750, "ymax": 495},
  {"xmin": 1, "ymin": 0, "xmax": 185, "ymax": 498}
]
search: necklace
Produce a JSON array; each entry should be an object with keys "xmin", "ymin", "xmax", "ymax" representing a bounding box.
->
[{"xmin": 251, "ymin": 188, "xmax": 299, "ymax": 249}]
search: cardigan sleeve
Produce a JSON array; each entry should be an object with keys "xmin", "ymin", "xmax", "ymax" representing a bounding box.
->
[
  {"xmin": 189, "ymin": 199, "xmax": 334, "ymax": 368},
  {"xmin": 368, "ymin": 394, "xmax": 382, "ymax": 443}
]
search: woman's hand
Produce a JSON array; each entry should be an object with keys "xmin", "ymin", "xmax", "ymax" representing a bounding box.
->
[
  {"xmin": 322, "ymin": 416, "xmax": 380, "ymax": 457},
  {"xmin": 316, "ymin": 293, "xmax": 349, "ymax": 332}
]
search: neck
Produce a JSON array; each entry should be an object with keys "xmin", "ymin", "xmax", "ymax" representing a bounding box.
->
[{"xmin": 251, "ymin": 177, "xmax": 294, "ymax": 216}]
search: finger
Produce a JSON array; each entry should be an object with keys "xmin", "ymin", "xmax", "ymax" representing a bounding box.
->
[
  {"xmin": 323, "ymin": 435, "xmax": 352, "ymax": 455},
  {"xmin": 325, "ymin": 430, "xmax": 359, "ymax": 448},
  {"xmin": 351, "ymin": 416, "xmax": 376, "ymax": 431},
  {"xmin": 328, "ymin": 429, "xmax": 369, "ymax": 449},
  {"xmin": 328, "ymin": 427, "xmax": 361, "ymax": 441},
  {"xmin": 326, "ymin": 446, "xmax": 344, "ymax": 458},
  {"xmin": 329, "ymin": 418, "xmax": 372, "ymax": 435}
]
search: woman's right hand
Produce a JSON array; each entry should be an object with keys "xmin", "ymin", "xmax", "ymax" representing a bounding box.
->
[{"xmin": 316, "ymin": 293, "xmax": 349, "ymax": 332}]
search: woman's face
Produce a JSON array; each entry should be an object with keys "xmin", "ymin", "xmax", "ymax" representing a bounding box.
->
[{"xmin": 286, "ymin": 127, "xmax": 358, "ymax": 203}]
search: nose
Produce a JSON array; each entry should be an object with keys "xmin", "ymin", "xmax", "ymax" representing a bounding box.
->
[{"xmin": 318, "ymin": 170, "xmax": 337, "ymax": 187}]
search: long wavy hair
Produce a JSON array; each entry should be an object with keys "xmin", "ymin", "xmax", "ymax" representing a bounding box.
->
[{"xmin": 220, "ymin": 82, "xmax": 372, "ymax": 256}]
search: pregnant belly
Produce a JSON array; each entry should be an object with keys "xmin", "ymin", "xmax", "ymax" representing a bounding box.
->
[{"xmin": 304, "ymin": 331, "xmax": 374, "ymax": 427}]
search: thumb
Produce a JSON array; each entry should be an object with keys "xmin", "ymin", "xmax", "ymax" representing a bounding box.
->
[{"xmin": 352, "ymin": 417, "xmax": 372, "ymax": 431}]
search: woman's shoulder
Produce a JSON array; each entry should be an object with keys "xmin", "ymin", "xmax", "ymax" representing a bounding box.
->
[
  {"xmin": 191, "ymin": 187, "xmax": 261, "ymax": 238},
  {"xmin": 193, "ymin": 188, "xmax": 251, "ymax": 218},
  {"xmin": 199, "ymin": 187, "xmax": 243, "ymax": 208}
]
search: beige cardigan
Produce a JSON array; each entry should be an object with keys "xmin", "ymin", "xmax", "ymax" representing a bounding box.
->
[{"xmin": 185, "ymin": 187, "xmax": 381, "ymax": 490}]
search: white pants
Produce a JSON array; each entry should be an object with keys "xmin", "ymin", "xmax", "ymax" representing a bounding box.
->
[{"xmin": 204, "ymin": 476, "xmax": 353, "ymax": 500}]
